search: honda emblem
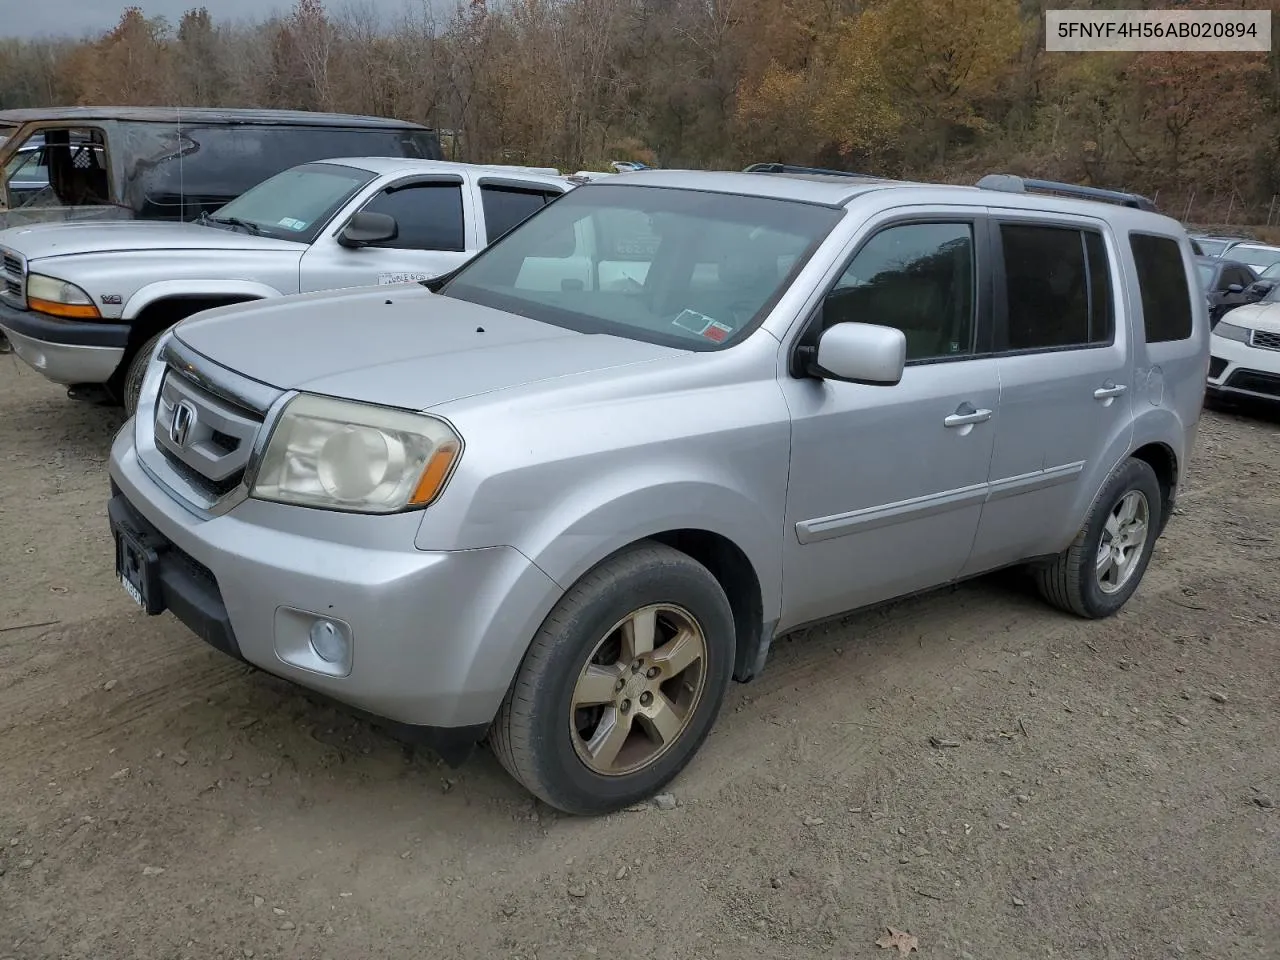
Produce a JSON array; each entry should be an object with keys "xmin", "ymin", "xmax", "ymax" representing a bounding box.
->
[{"xmin": 169, "ymin": 400, "xmax": 197, "ymax": 447}]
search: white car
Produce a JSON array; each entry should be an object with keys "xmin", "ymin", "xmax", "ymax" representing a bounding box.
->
[
  {"xmin": 1207, "ymin": 284, "xmax": 1280, "ymax": 404},
  {"xmin": 1217, "ymin": 241, "xmax": 1280, "ymax": 276}
]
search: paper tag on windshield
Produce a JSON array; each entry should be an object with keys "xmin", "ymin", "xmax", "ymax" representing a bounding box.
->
[
  {"xmin": 378, "ymin": 272, "xmax": 430, "ymax": 285},
  {"xmin": 673, "ymin": 309, "xmax": 732, "ymax": 343},
  {"xmin": 672, "ymin": 309, "xmax": 716, "ymax": 334},
  {"xmin": 277, "ymin": 217, "xmax": 308, "ymax": 231}
]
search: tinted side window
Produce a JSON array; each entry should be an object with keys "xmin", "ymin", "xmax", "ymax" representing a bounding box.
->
[
  {"xmin": 1130, "ymin": 233, "xmax": 1193, "ymax": 343},
  {"xmin": 481, "ymin": 185, "xmax": 554, "ymax": 242},
  {"xmin": 824, "ymin": 222, "xmax": 976, "ymax": 361},
  {"xmin": 360, "ymin": 182, "xmax": 465, "ymax": 251},
  {"xmin": 1001, "ymin": 224, "xmax": 1112, "ymax": 350},
  {"xmin": 1224, "ymin": 265, "xmax": 1253, "ymax": 288}
]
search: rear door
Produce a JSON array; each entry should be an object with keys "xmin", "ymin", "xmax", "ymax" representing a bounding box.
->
[
  {"xmin": 963, "ymin": 213, "xmax": 1133, "ymax": 574},
  {"xmin": 297, "ymin": 176, "xmax": 476, "ymax": 292}
]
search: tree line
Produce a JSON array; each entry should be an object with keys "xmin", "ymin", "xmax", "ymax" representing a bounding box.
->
[{"xmin": 2, "ymin": 0, "xmax": 1279, "ymax": 222}]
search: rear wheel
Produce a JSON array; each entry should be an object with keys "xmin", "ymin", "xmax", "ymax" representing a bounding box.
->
[
  {"xmin": 490, "ymin": 541, "xmax": 735, "ymax": 816},
  {"xmin": 1035, "ymin": 457, "xmax": 1162, "ymax": 619}
]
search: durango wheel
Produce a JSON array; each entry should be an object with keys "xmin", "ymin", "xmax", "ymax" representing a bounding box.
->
[
  {"xmin": 490, "ymin": 541, "xmax": 735, "ymax": 815},
  {"xmin": 1036, "ymin": 457, "xmax": 1163, "ymax": 619}
]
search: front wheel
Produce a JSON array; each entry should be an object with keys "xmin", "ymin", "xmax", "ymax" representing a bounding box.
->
[
  {"xmin": 122, "ymin": 331, "xmax": 166, "ymax": 418},
  {"xmin": 489, "ymin": 541, "xmax": 735, "ymax": 816},
  {"xmin": 1035, "ymin": 457, "xmax": 1163, "ymax": 619}
]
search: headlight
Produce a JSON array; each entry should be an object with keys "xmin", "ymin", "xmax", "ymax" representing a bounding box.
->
[
  {"xmin": 250, "ymin": 394, "xmax": 462, "ymax": 514},
  {"xmin": 26, "ymin": 273, "xmax": 100, "ymax": 319},
  {"xmin": 1214, "ymin": 321, "xmax": 1251, "ymax": 343}
]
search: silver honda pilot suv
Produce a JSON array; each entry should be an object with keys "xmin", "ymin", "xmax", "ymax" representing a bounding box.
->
[{"xmin": 108, "ymin": 168, "xmax": 1208, "ymax": 815}]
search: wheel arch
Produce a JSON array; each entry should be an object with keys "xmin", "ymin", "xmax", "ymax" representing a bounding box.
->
[
  {"xmin": 644, "ymin": 529, "xmax": 768, "ymax": 683},
  {"xmin": 1130, "ymin": 440, "xmax": 1179, "ymax": 533}
]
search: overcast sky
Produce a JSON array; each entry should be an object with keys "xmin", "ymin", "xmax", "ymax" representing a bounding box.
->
[{"xmin": 6, "ymin": 0, "xmax": 449, "ymax": 39}]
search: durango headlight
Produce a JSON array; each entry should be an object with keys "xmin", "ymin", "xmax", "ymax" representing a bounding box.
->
[
  {"xmin": 251, "ymin": 394, "xmax": 462, "ymax": 514},
  {"xmin": 1214, "ymin": 320, "xmax": 1251, "ymax": 343},
  {"xmin": 26, "ymin": 273, "xmax": 100, "ymax": 319}
]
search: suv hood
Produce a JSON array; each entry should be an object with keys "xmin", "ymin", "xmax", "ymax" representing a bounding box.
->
[
  {"xmin": 1220, "ymin": 300, "xmax": 1280, "ymax": 333},
  {"xmin": 174, "ymin": 284, "xmax": 686, "ymax": 410},
  {"xmin": 0, "ymin": 219, "xmax": 303, "ymax": 260}
]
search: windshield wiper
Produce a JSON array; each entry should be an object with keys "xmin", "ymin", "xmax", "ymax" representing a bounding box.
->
[{"xmin": 209, "ymin": 215, "xmax": 264, "ymax": 236}]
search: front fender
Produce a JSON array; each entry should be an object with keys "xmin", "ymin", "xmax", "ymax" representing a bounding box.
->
[
  {"xmin": 519, "ymin": 477, "xmax": 784, "ymax": 622},
  {"xmin": 123, "ymin": 279, "xmax": 284, "ymax": 319}
]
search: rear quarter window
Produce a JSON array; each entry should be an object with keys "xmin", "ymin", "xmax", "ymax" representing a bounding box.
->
[{"xmin": 1129, "ymin": 233, "xmax": 1193, "ymax": 344}]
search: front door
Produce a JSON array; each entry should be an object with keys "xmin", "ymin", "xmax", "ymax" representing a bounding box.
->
[
  {"xmin": 298, "ymin": 177, "xmax": 477, "ymax": 293},
  {"xmin": 964, "ymin": 215, "xmax": 1133, "ymax": 575},
  {"xmin": 778, "ymin": 216, "xmax": 1000, "ymax": 632}
]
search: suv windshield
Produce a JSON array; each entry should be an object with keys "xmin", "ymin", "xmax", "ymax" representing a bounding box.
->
[
  {"xmin": 441, "ymin": 183, "xmax": 842, "ymax": 349},
  {"xmin": 1230, "ymin": 244, "xmax": 1280, "ymax": 269},
  {"xmin": 205, "ymin": 162, "xmax": 377, "ymax": 242}
]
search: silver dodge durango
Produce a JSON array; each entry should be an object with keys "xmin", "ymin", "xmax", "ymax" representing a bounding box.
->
[{"xmin": 107, "ymin": 168, "xmax": 1208, "ymax": 815}]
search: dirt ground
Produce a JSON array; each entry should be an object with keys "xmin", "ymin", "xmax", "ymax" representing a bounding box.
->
[{"xmin": 1, "ymin": 353, "xmax": 1278, "ymax": 960}]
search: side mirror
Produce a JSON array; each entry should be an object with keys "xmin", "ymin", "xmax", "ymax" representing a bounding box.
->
[
  {"xmin": 804, "ymin": 321, "xmax": 906, "ymax": 385},
  {"xmin": 1246, "ymin": 280, "xmax": 1273, "ymax": 297},
  {"xmin": 1227, "ymin": 283, "xmax": 1244, "ymax": 294},
  {"xmin": 338, "ymin": 211, "xmax": 398, "ymax": 248}
]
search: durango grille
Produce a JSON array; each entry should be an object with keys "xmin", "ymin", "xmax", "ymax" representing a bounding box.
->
[{"xmin": 0, "ymin": 248, "xmax": 25, "ymax": 307}]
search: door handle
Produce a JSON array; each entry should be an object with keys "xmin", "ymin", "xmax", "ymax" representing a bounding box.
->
[
  {"xmin": 944, "ymin": 406, "xmax": 993, "ymax": 428},
  {"xmin": 1093, "ymin": 382, "xmax": 1128, "ymax": 400}
]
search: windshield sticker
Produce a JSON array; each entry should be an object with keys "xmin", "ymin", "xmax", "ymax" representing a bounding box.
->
[
  {"xmin": 701, "ymin": 321, "xmax": 732, "ymax": 343},
  {"xmin": 378, "ymin": 272, "xmax": 430, "ymax": 285},
  {"xmin": 277, "ymin": 217, "xmax": 308, "ymax": 231},
  {"xmin": 673, "ymin": 309, "xmax": 716, "ymax": 334},
  {"xmin": 672, "ymin": 309, "xmax": 732, "ymax": 343}
]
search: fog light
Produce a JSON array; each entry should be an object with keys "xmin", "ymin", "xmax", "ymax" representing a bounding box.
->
[{"xmin": 309, "ymin": 619, "xmax": 348, "ymax": 663}]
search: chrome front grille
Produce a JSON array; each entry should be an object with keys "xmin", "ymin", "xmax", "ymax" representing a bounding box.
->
[
  {"xmin": 0, "ymin": 247, "xmax": 25, "ymax": 307},
  {"xmin": 154, "ymin": 369, "xmax": 263, "ymax": 496},
  {"xmin": 136, "ymin": 337, "xmax": 287, "ymax": 514},
  {"xmin": 1250, "ymin": 329, "xmax": 1280, "ymax": 352}
]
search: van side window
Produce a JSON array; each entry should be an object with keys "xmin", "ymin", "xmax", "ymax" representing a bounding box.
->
[
  {"xmin": 823, "ymin": 222, "xmax": 976, "ymax": 362},
  {"xmin": 360, "ymin": 182, "xmax": 465, "ymax": 252},
  {"xmin": 4, "ymin": 127, "xmax": 110, "ymax": 210},
  {"xmin": 1129, "ymin": 233, "xmax": 1193, "ymax": 343},
  {"xmin": 1000, "ymin": 224, "xmax": 1113, "ymax": 350}
]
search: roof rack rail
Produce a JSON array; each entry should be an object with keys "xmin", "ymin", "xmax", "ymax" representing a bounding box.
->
[
  {"xmin": 744, "ymin": 162, "xmax": 875, "ymax": 180},
  {"xmin": 976, "ymin": 174, "xmax": 1158, "ymax": 212}
]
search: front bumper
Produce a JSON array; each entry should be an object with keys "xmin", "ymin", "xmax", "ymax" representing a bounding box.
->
[
  {"xmin": 1207, "ymin": 333, "xmax": 1280, "ymax": 403},
  {"xmin": 107, "ymin": 424, "xmax": 563, "ymax": 738},
  {"xmin": 0, "ymin": 300, "xmax": 130, "ymax": 384}
]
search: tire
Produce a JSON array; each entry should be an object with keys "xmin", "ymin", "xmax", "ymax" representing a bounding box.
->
[
  {"xmin": 1035, "ymin": 457, "xmax": 1163, "ymax": 619},
  {"xmin": 490, "ymin": 541, "xmax": 735, "ymax": 816},
  {"xmin": 123, "ymin": 331, "xmax": 165, "ymax": 418}
]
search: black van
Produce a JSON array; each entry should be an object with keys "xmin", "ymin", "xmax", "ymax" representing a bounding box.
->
[{"xmin": 0, "ymin": 107, "xmax": 444, "ymax": 230}]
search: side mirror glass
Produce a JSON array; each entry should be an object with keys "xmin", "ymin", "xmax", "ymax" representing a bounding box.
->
[
  {"xmin": 807, "ymin": 321, "xmax": 906, "ymax": 385},
  {"xmin": 338, "ymin": 210, "xmax": 398, "ymax": 248}
]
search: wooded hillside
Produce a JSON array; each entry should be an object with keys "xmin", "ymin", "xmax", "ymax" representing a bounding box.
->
[{"xmin": 3, "ymin": 0, "xmax": 1279, "ymax": 224}]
